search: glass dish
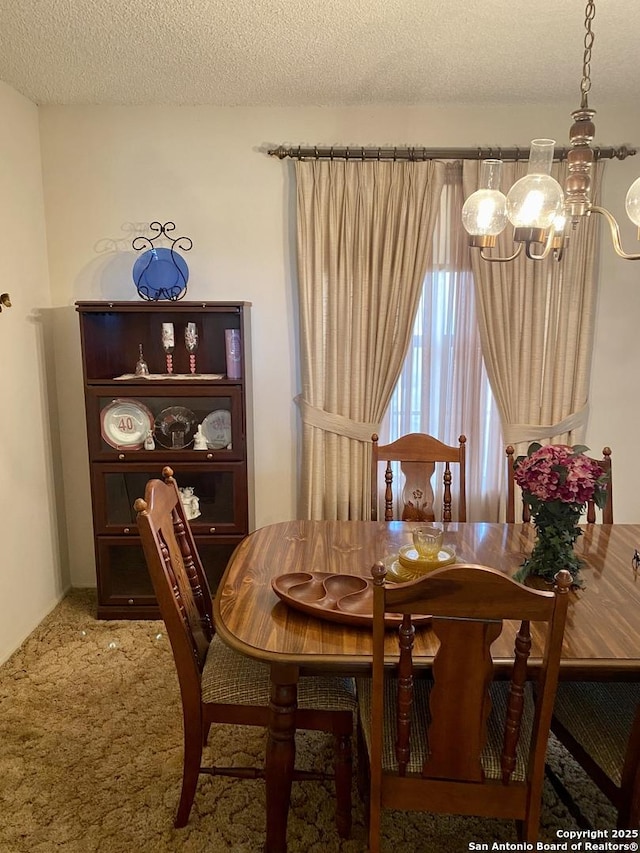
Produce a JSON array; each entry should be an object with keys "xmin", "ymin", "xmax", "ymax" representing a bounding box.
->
[
  {"xmin": 154, "ymin": 406, "xmax": 197, "ymax": 449},
  {"xmin": 386, "ymin": 547, "xmax": 457, "ymax": 581}
]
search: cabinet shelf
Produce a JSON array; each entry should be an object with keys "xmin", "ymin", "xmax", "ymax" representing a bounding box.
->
[
  {"xmin": 87, "ymin": 378, "xmax": 241, "ymax": 386},
  {"xmin": 77, "ymin": 301, "xmax": 252, "ymax": 620}
]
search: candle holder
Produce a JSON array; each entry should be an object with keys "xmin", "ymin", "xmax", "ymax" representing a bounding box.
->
[
  {"xmin": 161, "ymin": 323, "xmax": 175, "ymax": 374},
  {"xmin": 185, "ymin": 322, "xmax": 198, "ymax": 374}
]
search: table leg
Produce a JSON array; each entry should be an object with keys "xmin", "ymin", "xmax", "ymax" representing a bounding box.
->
[{"xmin": 264, "ymin": 663, "xmax": 299, "ymax": 853}]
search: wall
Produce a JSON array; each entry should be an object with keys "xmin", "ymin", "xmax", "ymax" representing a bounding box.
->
[
  {"xmin": 0, "ymin": 82, "xmax": 67, "ymax": 664},
  {"xmin": 37, "ymin": 102, "xmax": 640, "ymax": 588}
]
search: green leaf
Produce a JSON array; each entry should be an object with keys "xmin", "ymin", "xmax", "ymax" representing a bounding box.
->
[
  {"xmin": 594, "ymin": 490, "xmax": 609, "ymax": 510},
  {"xmin": 570, "ymin": 444, "xmax": 590, "ymax": 456}
]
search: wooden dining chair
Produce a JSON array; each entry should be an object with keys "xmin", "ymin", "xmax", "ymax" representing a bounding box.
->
[
  {"xmin": 134, "ymin": 467, "xmax": 356, "ymax": 837},
  {"xmin": 371, "ymin": 432, "xmax": 467, "ymax": 522},
  {"xmin": 356, "ymin": 562, "xmax": 572, "ymax": 850},
  {"xmin": 505, "ymin": 445, "xmax": 613, "ymax": 523},
  {"xmin": 549, "ymin": 683, "xmax": 640, "ymax": 827}
]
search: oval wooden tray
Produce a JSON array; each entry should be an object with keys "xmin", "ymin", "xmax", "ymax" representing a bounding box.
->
[{"xmin": 271, "ymin": 571, "xmax": 431, "ymax": 628}]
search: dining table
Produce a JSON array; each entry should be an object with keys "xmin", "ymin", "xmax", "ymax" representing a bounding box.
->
[{"xmin": 213, "ymin": 519, "xmax": 640, "ymax": 853}]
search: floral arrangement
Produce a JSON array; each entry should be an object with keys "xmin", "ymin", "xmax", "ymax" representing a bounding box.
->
[
  {"xmin": 514, "ymin": 442, "xmax": 609, "ymax": 511},
  {"xmin": 513, "ymin": 442, "xmax": 610, "ymax": 585}
]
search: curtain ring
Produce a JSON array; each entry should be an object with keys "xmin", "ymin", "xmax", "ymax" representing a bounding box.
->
[
  {"xmin": 361, "ymin": 147, "xmax": 365, "ymax": 161},
  {"xmin": 393, "ymin": 147, "xmax": 397, "ymax": 162},
  {"xmin": 377, "ymin": 147, "xmax": 382, "ymax": 161},
  {"xmin": 330, "ymin": 146, "xmax": 334, "ymax": 161},
  {"xmin": 296, "ymin": 145, "xmax": 301, "ymax": 160},
  {"xmin": 314, "ymin": 146, "xmax": 318, "ymax": 160},
  {"xmin": 345, "ymin": 146, "xmax": 350, "ymax": 160}
]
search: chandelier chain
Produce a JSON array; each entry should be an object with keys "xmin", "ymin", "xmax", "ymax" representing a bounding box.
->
[{"xmin": 580, "ymin": 0, "xmax": 596, "ymax": 105}]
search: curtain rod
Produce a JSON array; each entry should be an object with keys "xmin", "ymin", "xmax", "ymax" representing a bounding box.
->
[{"xmin": 268, "ymin": 144, "xmax": 637, "ymax": 162}]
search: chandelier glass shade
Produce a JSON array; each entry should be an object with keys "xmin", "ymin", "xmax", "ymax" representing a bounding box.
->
[
  {"xmin": 461, "ymin": 160, "xmax": 508, "ymax": 240},
  {"xmin": 626, "ymin": 178, "xmax": 640, "ymax": 227},
  {"xmin": 505, "ymin": 140, "xmax": 564, "ymax": 230},
  {"xmin": 462, "ymin": 0, "xmax": 640, "ymax": 263}
]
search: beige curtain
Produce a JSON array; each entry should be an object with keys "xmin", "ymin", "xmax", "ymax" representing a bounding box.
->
[
  {"xmin": 379, "ymin": 162, "xmax": 504, "ymax": 521},
  {"xmin": 462, "ymin": 160, "xmax": 603, "ymax": 457},
  {"xmin": 295, "ymin": 159, "xmax": 446, "ymax": 520}
]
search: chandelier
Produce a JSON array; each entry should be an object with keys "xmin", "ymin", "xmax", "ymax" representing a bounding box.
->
[{"xmin": 462, "ymin": 0, "xmax": 640, "ymax": 262}]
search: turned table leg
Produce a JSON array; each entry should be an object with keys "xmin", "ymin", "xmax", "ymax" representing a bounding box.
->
[{"xmin": 264, "ymin": 663, "xmax": 299, "ymax": 853}]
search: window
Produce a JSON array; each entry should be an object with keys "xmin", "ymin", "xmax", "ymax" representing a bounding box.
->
[{"xmin": 379, "ymin": 163, "xmax": 503, "ymax": 521}]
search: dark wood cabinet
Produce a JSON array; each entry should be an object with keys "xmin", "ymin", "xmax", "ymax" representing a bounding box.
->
[{"xmin": 76, "ymin": 300, "xmax": 252, "ymax": 619}]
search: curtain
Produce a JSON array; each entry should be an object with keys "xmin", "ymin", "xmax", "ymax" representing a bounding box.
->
[
  {"xmin": 462, "ymin": 160, "xmax": 603, "ymax": 458},
  {"xmin": 379, "ymin": 162, "xmax": 504, "ymax": 521},
  {"xmin": 295, "ymin": 159, "xmax": 445, "ymax": 520}
]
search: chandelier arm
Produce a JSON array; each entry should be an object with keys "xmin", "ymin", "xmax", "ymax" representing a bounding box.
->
[
  {"xmin": 590, "ymin": 206, "xmax": 640, "ymax": 260},
  {"xmin": 525, "ymin": 230, "xmax": 558, "ymax": 261},
  {"xmin": 478, "ymin": 244, "xmax": 524, "ymax": 263}
]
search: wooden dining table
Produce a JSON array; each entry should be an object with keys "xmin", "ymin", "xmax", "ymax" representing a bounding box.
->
[{"xmin": 213, "ymin": 519, "xmax": 640, "ymax": 852}]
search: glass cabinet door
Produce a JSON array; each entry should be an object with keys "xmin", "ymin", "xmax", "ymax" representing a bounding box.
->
[
  {"xmin": 93, "ymin": 463, "xmax": 248, "ymax": 535},
  {"xmin": 87, "ymin": 387, "xmax": 244, "ymax": 461},
  {"xmin": 96, "ymin": 536, "xmax": 242, "ymax": 616}
]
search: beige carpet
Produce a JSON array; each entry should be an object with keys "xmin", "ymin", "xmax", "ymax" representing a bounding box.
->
[{"xmin": 0, "ymin": 590, "xmax": 617, "ymax": 853}]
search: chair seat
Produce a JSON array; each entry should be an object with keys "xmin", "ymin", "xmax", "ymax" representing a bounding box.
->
[
  {"xmin": 553, "ymin": 682, "xmax": 640, "ymax": 788},
  {"xmin": 356, "ymin": 677, "xmax": 532, "ymax": 782},
  {"xmin": 203, "ymin": 634, "xmax": 357, "ymax": 711}
]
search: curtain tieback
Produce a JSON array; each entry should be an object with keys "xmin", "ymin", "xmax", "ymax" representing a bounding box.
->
[
  {"xmin": 295, "ymin": 395, "xmax": 379, "ymax": 442},
  {"xmin": 502, "ymin": 404, "xmax": 589, "ymax": 446}
]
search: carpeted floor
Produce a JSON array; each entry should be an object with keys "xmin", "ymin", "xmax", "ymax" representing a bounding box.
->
[{"xmin": 0, "ymin": 590, "xmax": 617, "ymax": 852}]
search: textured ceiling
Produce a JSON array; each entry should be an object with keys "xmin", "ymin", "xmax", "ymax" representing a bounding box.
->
[{"xmin": 0, "ymin": 0, "xmax": 638, "ymax": 107}]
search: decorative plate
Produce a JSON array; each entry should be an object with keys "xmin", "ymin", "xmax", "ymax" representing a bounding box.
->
[
  {"xmin": 154, "ymin": 406, "xmax": 198, "ymax": 449},
  {"xmin": 132, "ymin": 247, "xmax": 189, "ymax": 301},
  {"xmin": 386, "ymin": 547, "xmax": 457, "ymax": 582},
  {"xmin": 100, "ymin": 399, "xmax": 154, "ymax": 450},
  {"xmin": 201, "ymin": 409, "xmax": 232, "ymax": 449},
  {"xmin": 271, "ymin": 572, "xmax": 431, "ymax": 628},
  {"xmin": 398, "ymin": 543, "xmax": 456, "ymax": 569}
]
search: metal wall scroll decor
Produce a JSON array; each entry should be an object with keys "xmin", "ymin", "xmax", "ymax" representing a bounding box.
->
[
  {"xmin": 0, "ymin": 293, "xmax": 11, "ymax": 313},
  {"xmin": 131, "ymin": 221, "xmax": 193, "ymax": 301}
]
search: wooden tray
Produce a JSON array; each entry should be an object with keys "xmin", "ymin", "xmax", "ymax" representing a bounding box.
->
[{"xmin": 271, "ymin": 571, "xmax": 431, "ymax": 628}]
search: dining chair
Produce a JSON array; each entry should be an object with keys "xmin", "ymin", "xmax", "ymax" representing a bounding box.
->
[
  {"xmin": 356, "ymin": 561, "xmax": 573, "ymax": 850},
  {"xmin": 550, "ymin": 683, "xmax": 640, "ymax": 828},
  {"xmin": 505, "ymin": 445, "xmax": 613, "ymax": 523},
  {"xmin": 371, "ymin": 432, "xmax": 467, "ymax": 522},
  {"xmin": 134, "ymin": 467, "xmax": 356, "ymax": 837}
]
